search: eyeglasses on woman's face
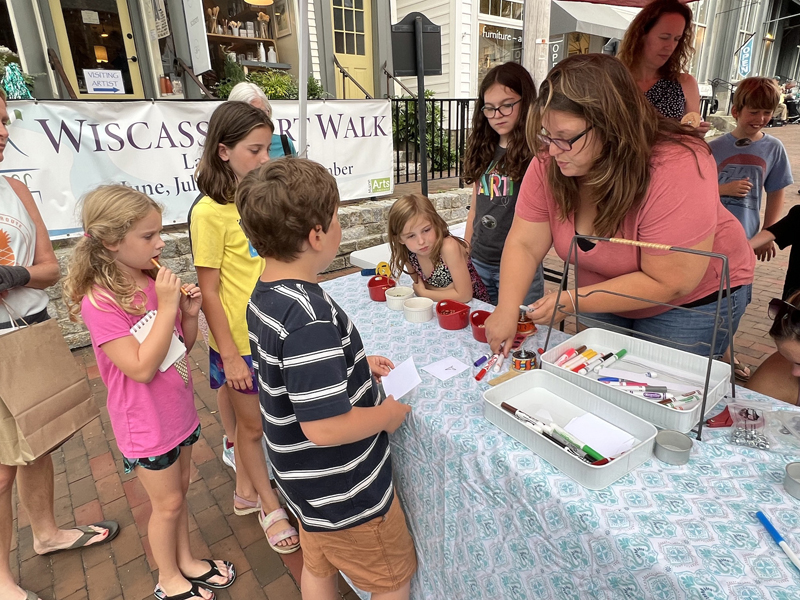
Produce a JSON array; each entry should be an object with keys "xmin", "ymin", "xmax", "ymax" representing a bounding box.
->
[
  {"xmin": 537, "ymin": 126, "xmax": 593, "ymax": 152},
  {"xmin": 481, "ymin": 99, "xmax": 521, "ymax": 118}
]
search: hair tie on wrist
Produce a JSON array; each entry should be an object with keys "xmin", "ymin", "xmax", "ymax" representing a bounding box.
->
[{"xmin": 83, "ymin": 232, "xmax": 92, "ymax": 238}]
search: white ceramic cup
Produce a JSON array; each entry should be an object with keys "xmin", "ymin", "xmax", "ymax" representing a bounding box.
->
[
  {"xmin": 385, "ymin": 286, "xmax": 414, "ymax": 311},
  {"xmin": 403, "ymin": 297, "xmax": 434, "ymax": 323}
]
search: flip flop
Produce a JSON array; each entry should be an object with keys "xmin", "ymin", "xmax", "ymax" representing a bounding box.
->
[
  {"xmin": 154, "ymin": 581, "xmax": 215, "ymax": 600},
  {"xmin": 37, "ymin": 520, "xmax": 120, "ymax": 556},
  {"xmin": 733, "ymin": 358, "xmax": 751, "ymax": 382},
  {"xmin": 183, "ymin": 559, "xmax": 236, "ymax": 589}
]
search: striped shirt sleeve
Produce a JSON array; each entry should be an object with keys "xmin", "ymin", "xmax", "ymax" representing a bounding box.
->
[{"xmin": 282, "ymin": 321, "xmax": 353, "ymax": 422}]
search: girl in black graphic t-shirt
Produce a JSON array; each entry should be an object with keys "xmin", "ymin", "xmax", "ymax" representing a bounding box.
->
[{"xmin": 463, "ymin": 63, "xmax": 545, "ymax": 305}]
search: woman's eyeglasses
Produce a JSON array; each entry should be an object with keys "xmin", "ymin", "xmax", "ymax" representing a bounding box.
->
[
  {"xmin": 480, "ymin": 100, "xmax": 521, "ymax": 118},
  {"xmin": 768, "ymin": 298, "xmax": 800, "ymax": 333},
  {"xmin": 537, "ymin": 127, "xmax": 593, "ymax": 152}
]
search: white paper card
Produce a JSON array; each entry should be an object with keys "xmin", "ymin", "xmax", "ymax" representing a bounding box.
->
[
  {"xmin": 382, "ymin": 357, "xmax": 422, "ymax": 401},
  {"xmin": 564, "ymin": 413, "xmax": 636, "ymax": 458},
  {"xmin": 422, "ymin": 357, "xmax": 469, "ymax": 381}
]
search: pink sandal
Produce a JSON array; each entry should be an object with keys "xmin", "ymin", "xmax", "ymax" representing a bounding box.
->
[
  {"xmin": 233, "ymin": 493, "xmax": 261, "ymax": 517},
  {"xmin": 258, "ymin": 507, "xmax": 300, "ymax": 554}
]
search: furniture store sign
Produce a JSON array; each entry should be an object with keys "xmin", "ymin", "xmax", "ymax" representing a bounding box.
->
[{"xmin": 2, "ymin": 99, "xmax": 394, "ymax": 238}]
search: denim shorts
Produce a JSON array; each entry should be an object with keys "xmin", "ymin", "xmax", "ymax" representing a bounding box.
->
[
  {"xmin": 472, "ymin": 259, "xmax": 545, "ymax": 306},
  {"xmin": 580, "ymin": 284, "xmax": 751, "ymax": 359},
  {"xmin": 122, "ymin": 424, "xmax": 201, "ymax": 474},
  {"xmin": 209, "ymin": 348, "xmax": 259, "ymax": 395}
]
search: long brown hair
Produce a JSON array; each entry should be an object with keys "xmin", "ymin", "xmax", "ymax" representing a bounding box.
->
[
  {"xmin": 617, "ymin": 0, "xmax": 694, "ymax": 82},
  {"xmin": 63, "ymin": 185, "xmax": 162, "ymax": 321},
  {"xmin": 463, "ymin": 62, "xmax": 536, "ymax": 184},
  {"xmin": 529, "ymin": 53, "xmax": 706, "ymax": 238},
  {"xmin": 387, "ymin": 193, "xmax": 466, "ymax": 278},
  {"xmin": 195, "ymin": 101, "xmax": 273, "ymax": 205}
]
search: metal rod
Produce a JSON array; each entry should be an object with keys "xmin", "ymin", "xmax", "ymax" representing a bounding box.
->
[
  {"xmin": 175, "ymin": 58, "xmax": 213, "ymax": 98},
  {"xmin": 414, "ymin": 16, "xmax": 428, "ymax": 196},
  {"xmin": 47, "ymin": 48, "xmax": 77, "ymax": 99}
]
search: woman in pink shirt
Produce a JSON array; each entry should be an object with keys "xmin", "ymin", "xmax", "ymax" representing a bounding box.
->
[{"xmin": 485, "ymin": 54, "xmax": 755, "ymax": 358}]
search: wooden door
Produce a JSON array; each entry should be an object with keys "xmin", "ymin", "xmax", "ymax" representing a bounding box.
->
[
  {"xmin": 332, "ymin": 0, "xmax": 374, "ymax": 98},
  {"xmin": 48, "ymin": 0, "xmax": 145, "ymax": 98}
]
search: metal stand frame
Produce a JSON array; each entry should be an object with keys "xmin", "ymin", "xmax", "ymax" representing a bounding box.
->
[{"xmin": 542, "ymin": 235, "xmax": 738, "ymax": 441}]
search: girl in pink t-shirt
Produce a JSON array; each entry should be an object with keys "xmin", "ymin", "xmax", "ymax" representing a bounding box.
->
[
  {"xmin": 485, "ymin": 54, "xmax": 755, "ymax": 358},
  {"xmin": 64, "ymin": 186, "xmax": 234, "ymax": 600}
]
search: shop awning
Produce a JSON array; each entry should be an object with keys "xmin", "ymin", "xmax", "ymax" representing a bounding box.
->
[{"xmin": 550, "ymin": 0, "xmax": 640, "ymax": 39}]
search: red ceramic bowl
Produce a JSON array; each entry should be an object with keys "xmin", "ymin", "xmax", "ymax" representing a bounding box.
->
[
  {"xmin": 436, "ymin": 300, "xmax": 470, "ymax": 330},
  {"xmin": 470, "ymin": 310, "xmax": 491, "ymax": 342},
  {"xmin": 367, "ymin": 276, "xmax": 396, "ymax": 302}
]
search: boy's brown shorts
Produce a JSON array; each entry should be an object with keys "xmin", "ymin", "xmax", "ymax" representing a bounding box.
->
[{"xmin": 298, "ymin": 495, "xmax": 417, "ymax": 593}]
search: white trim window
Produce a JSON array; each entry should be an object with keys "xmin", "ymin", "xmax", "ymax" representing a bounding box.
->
[
  {"xmin": 689, "ymin": 0, "xmax": 708, "ymax": 77},
  {"xmin": 479, "ymin": 0, "xmax": 523, "ymax": 21}
]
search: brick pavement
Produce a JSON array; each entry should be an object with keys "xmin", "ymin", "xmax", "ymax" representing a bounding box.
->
[{"xmin": 12, "ymin": 125, "xmax": 800, "ymax": 600}]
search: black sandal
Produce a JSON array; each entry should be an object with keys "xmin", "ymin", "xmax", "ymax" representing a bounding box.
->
[
  {"xmin": 184, "ymin": 559, "xmax": 236, "ymax": 590},
  {"xmin": 153, "ymin": 581, "xmax": 214, "ymax": 600}
]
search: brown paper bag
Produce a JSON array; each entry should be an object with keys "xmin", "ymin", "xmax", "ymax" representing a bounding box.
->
[{"xmin": 0, "ymin": 318, "xmax": 98, "ymax": 466}]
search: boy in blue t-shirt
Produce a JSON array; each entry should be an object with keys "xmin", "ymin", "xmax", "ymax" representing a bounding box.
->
[
  {"xmin": 709, "ymin": 77, "xmax": 793, "ymax": 261},
  {"xmin": 236, "ymin": 158, "xmax": 417, "ymax": 599}
]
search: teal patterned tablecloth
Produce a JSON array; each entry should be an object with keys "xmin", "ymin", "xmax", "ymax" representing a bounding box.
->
[{"xmin": 321, "ymin": 272, "xmax": 800, "ymax": 600}]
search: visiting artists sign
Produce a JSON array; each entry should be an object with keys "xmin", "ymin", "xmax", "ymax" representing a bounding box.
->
[{"xmin": 2, "ymin": 99, "xmax": 394, "ymax": 239}]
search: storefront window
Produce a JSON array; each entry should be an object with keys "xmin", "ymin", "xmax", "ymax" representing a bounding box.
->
[
  {"xmin": 568, "ymin": 33, "xmax": 589, "ymax": 56},
  {"xmin": 139, "ymin": 0, "xmax": 182, "ymax": 96},
  {"xmin": 478, "ymin": 23, "xmax": 522, "ymax": 83},
  {"xmin": 689, "ymin": 0, "xmax": 708, "ymax": 76},
  {"xmin": 479, "ymin": 0, "xmax": 523, "ymax": 21}
]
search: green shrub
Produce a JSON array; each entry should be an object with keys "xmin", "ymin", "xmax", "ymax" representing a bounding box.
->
[
  {"xmin": 214, "ymin": 61, "xmax": 328, "ymax": 101},
  {"xmin": 392, "ymin": 90, "xmax": 458, "ymax": 172}
]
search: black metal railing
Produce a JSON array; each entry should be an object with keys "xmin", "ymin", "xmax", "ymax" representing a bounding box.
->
[{"xmin": 391, "ymin": 97, "xmax": 476, "ymax": 187}]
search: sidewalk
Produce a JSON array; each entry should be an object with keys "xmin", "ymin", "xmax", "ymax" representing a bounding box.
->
[
  {"xmin": 12, "ymin": 125, "xmax": 800, "ymax": 600},
  {"xmin": 11, "ymin": 325, "xmax": 360, "ymax": 600}
]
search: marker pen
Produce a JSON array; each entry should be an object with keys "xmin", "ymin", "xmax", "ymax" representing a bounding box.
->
[
  {"xmin": 493, "ymin": 353, "xmax": 506, "ymax": 373},
  {"xmin": 563, "ymin": 349, "xmax": 596, "ymax": 370},
  {"xmin": 555, "ymin": 345, "xmax": 585, "ymax": 367},
  {"xmin": 610, "ymin": 385, "xmax": 668, "ymax": 393},
  {"xmin": 629, "ymin": 391, "xmax": 670, "ymax": 400},
  {"xmin": 600, "ymin": 349, "xmax": 627, "ymax": 369},
  {"xmin": 570, "ymin": 352, "xmax": 598, "ymax": 373},
  {"xmin": 591, "ymin": 353, "xmax": 617, "ymax": 373},
  {"xmin": 474, "ymin": 354, "xmax": 490, "ymax": 367},
  {"xmin": 475, "ymin": 355, "xmax": 499, "ymax": 381},
  {"xmin": 550, "ymin": 425, "xmax": 604, "ymax": 461},
  {"xmin": 579, "ymin": 354, "xmax": 609, "ymax": 375},
  {"xmin": 600, "ymin": 378, "xmax": 648, "ymax": 386}
]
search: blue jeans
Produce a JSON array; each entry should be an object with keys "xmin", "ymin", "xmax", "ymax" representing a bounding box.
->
[
  {"xmin": 472, "ymin": 259, "xmax": 545, "ymax": 306},
  {"xmin": 579, "ymin": 284, "xmax": 751, "ymax": 359}
]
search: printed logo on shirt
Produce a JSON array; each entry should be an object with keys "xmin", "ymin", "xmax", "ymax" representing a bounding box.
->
[
  {"xmin": 478, "ymin": 163, "xmax": 514, "ymax": 208},
  {"xmin": 237, "ymin": 219, "xmax": 260, "ymax": 257},
  {"xmin": 717, "ymin": 154, "xmax": 766, "ymax": 211},
  {"xmin": 0, "ymin": 230, "xmax": 15, "ymax": 266}
]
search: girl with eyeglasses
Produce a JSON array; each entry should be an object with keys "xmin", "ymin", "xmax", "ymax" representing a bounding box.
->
[
  {"xmin": 484, "ymin": 54, "xmax": 755, "ymax": 360},
  {"xmin": 746, "ymin": 293, "xmax": 800, "ymax": 405},
  {"xmin": 462, "ymin": 63, "xmax": 544, "ymax": 305}
]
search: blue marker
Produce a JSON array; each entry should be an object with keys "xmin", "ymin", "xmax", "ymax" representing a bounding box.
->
[
  {"xmin": 756, "ymin": 511, "xmax": 800, "ymax": 572},
  {"xmin": 474, "ymin": 354, "xmax": 490, "ymax": 367}
]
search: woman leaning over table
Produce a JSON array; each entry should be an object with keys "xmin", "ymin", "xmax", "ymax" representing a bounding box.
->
[
  {"xmin": 617, "ymin": 0, "xmax": 708, "ymax": 132},
  {"xmin": 484, "ymin": 54, "xmax": 755, "ymax": 359}
]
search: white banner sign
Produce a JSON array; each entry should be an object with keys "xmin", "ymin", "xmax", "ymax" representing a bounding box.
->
[{"xmin": 2, "ymin": 100, "xmax": 394, "ymax": 239}]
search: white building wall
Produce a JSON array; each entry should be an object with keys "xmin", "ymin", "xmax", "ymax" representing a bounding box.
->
[{"xmin": 308, "ymin": 0, "xmax": 321, "ymax": 82}]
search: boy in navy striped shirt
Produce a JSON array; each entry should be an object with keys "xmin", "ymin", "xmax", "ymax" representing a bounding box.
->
[{"xmin": 237, "ymin": 159, "xmax": 417, "ymax": 599}]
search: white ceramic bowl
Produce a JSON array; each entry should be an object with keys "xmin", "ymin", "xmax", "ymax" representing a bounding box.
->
[
  {"xmin": 385, "ymin": 286, "xmax": 414, "ymax": 311},
  {"xmin": 403, "ymin": 297, "xmax": 434, "ymax": 323}
]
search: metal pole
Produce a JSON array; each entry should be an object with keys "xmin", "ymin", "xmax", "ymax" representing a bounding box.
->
[
  {"xmin": 414, "ymin": 16, "xmax": 428, "ymax": 197},
  {"xmin": 298, "ymin": 0, "xmax": 308, "ymax": 157}
]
